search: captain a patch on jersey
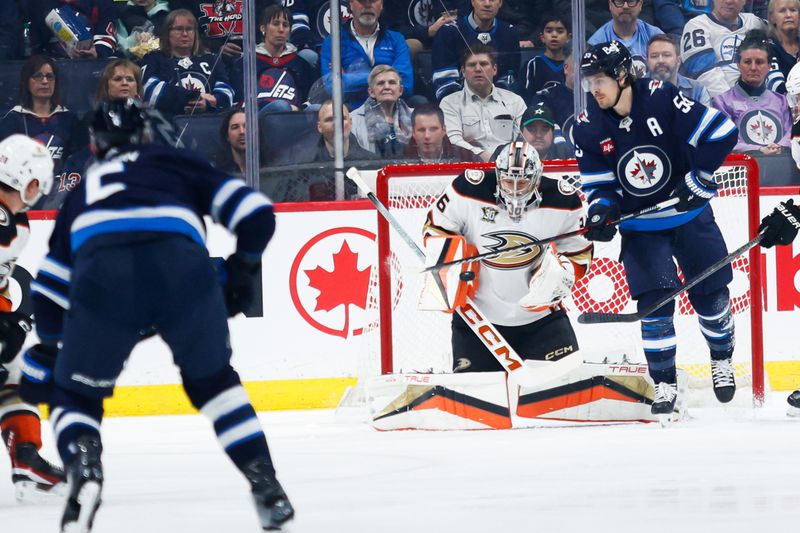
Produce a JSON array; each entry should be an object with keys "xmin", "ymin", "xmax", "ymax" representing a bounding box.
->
[
  {"xmin": 616, "ymin": 145, "xmax": 672, "ymax": 197},
  {"xmin": 740, "ymin": 109, "xmax": 783, "ymax": 146}
]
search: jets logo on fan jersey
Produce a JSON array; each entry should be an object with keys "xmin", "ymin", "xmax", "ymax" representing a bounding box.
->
[
  {"xmin": 481, "ymin": 231, "xmax": 542, "ymax": 270},
  {"xmin": 740, "ymin": 109, "xmax": 783, "ymax": 145},
  {"xmin": 616, "ymin": 145, "xmax": 672, "ymax": 197},
  {"xmin": 409, "ymin": 0, "xmax": 435, "ymax": 26},
  {"xmin": 315, "ymin": 2, "xmax": 352, "ymax": 38}
]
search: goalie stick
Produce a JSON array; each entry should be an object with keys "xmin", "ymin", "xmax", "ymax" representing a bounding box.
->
[
  {"xmin": 578, "ymin": 233, "xmax": 764, "ymax": 324},
  {"xmin": 421, "ymin": 197, "xmax": 679, "ymax": 273},
  {"xmin": 346, "ymin": 167, "xmax": 582, "ymax": 386}
]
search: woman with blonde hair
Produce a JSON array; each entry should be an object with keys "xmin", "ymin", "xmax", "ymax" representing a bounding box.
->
[
  {"xmin": 96, "ymin": 59, "xmax": 144, "ymax": 103},
  {"xmin": 140, "ymin": 9, "xmax": 235, "ymax": 115},
  {"xmin": 768, "ymin": 0, "xmax": 800, "ymax": 91}
]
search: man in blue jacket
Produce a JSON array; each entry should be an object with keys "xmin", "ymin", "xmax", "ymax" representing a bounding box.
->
[{"xmin": 320, "ymin": 0, "xmax": 413, "ymax": 109}]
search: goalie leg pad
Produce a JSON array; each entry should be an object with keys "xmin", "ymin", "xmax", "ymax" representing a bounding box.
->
[{"xmin": 366, "ymin": 372, "xmax": 511, "ymax": 430}]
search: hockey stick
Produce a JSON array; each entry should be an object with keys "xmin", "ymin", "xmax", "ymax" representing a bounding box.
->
[
  {"xmin": 347, "ymin": 167, "xmax": 581, "ymax": 386},
  {"xmin": 577, "ymin": 233, "xmax": 763, "ymax": 324},
  {"xmin": 421, "ymin": 197, "xmax": 679, "ymax": 273}
]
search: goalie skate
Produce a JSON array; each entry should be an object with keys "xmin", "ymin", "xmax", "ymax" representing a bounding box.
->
[
  {"xmin": 244, "ymin": 458, "xmax": 295, "ymax": 531},
  {"xmin": 710, "ymin": 358, "xmax": 736, "ymax": 403},
  {"xmin": 10, "ymin": 442, "xmax": 67, "ymax": 503},
  {"xmin": 61, "ymin": 436, "xmax": 103, "ymax": 533}
]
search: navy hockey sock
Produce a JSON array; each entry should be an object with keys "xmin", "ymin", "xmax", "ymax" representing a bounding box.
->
[
  {"xmin": 183, "ymin": 367, "xmax": 273, "ymax": 474},
  {"xmin": 691, "ymin": 290, "xmax": 735, "ymax": 361},
  {"xmin": 641, "ymin": 315, "xmax": 677, "ymax": 384},
  {"xmin": 49, "ymin": 387, "xmax": 103, "ymax": 468}
]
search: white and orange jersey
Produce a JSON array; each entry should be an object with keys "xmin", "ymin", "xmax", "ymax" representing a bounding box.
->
[
  {"xmin": 424, "ymin": 169, "xmax": 593, "ymax": 327},
  {"xmin": 0, "ymin": 201, "xmax": 29, "ymax": 312}
]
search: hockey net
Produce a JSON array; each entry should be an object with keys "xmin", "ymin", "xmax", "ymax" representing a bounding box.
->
[{"xmin": 363, "ymin": 155, "xmax": 765, "ymax": 406}]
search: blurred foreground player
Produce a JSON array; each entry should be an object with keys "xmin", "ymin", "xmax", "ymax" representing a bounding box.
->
[
  {"xmin": 0, "ymin": 134, "xmax": 65, "ymax": 502},
  {"xmin": 573, "ymin": 41, "xmax": 739, "ymax": 420},
  {"xmin": 19, "ymin": 100, "xmax": 294, "ymax": 532},
  {"xmin": 758, "ymin": 199, "xmax": 800, "ymax": 415}
]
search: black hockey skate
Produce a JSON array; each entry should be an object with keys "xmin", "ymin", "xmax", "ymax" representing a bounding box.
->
[
  {"xmin": 651, "ymin": 382, "xmax": 678, "ymax": 426},
  {"xmin": 244, "ymin": 458, "xmax": 295, "ymax": 531},
  {"xmin": 61, "ymin": 436, "xmax": 103, "ymax": 533},
  {"xmin": 787, "ymin": 389, "xmax": 800, "ymax": 417},
  {"xmin": 710, "ymin": 358, "xmax": 736, "ymax": 403},
  {"xmin": 10, "ymin": 442, "xmax": 67, "ymax": 503}
]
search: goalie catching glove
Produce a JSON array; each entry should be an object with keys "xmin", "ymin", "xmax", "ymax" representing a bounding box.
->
[{"xmin": 518, "ymin": 245, "xmax": 576, "ymax": 311}]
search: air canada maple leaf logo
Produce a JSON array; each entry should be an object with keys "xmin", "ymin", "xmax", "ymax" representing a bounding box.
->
[{"xmin": 290, "ymin": 227, "xmax": 379, "ymax": 338}]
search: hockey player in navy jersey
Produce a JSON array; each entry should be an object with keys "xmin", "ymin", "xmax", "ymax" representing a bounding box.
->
[
  {"xmin": 573, "ymin": 41, "xmax": 739, "ymax": 419},
  {"xmin": 18, "ymin": 100, "xmax": 294, "ymax": 532}
]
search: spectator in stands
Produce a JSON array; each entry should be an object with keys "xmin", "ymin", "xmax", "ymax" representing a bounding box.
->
[
  {"xmin": 0, "ymin": 55, "xmax": 86, "ymax": 176},
  {"xmin": 295, "ymin": 100, "xmax": 378, "ymax": 162},
  {"xmin": 712, "ymin": 30, "xmax": 791, "ymax": 154},
  {"xmin": 499, "ymin": 0, "xmax": 544, "ymax": 48},
  {"xmin": 647, "ymin": 34, "xmax": 711, "ymax": 105},
  {"xmin": 24, "ymin": 0, "xmax": 119, "ymax": 59},
  {"xmin": 552, "ymin": 0, "xmax": 684, "ymax": 39},
  {"xmin": 0, "ymin": 1, "xmax": 21, "ymax": 59},
  {"xmin": 351, "ymin": 65, "xmax": 412, "ymax": 157},
  {"xmin": 320, "ymin": 0, "xmax": 413, "ymax": 109},
  {"xmin": 116, "ymin": 0, "xmax": 170, "ymax": 58},
  {"xmin": 96, "ymin": 59, "xmax": 144, "ymax": 102},
  {"xmin": 532, "ymin": 48, "xmax": 575, "ymax": 138},
  {"xmin": 385, "ymin": 0, "xmax": 466, "ymax": 58},
  {"xmin": 141, "ymin": 9, "xmax": 235, "ymax": 115},
  {"xmin": 524, "ymin": 13, "xmax": 571, "ymax": 101},
  {"xmin": 517, "ymin": 103, "xmax": 574, "ymax": 160},
  {"xmin": 216, "ymin": 106, "xmax": 246, "ymax": 173},
  {"xmin": 170, "ymin": 0, "xmax": 245, "ymax": 58},
  {"xmin": 231, "ymin": 4, "xmax": 317, "ymax": 114},
  {"xmin": 681, "ymin": 0, "xmax": 768, "ymax": 97},
  {"xmin": 767, "ymin": 0, "xmax": 800, "ymax": 93},
  {"xmin": 440, "ymin": 45, "xmax": 526, "ymax": 161},
  {"xmin": 588, "ymin": 0, "xmax": 664, "ymax": 77},
  {"xmin": 432, "ymin": 0, "xmax": 520, "ymax": 101},
  {"xmin": 403, "ymin": 104, "xmax": 477, "ymax": 162}
]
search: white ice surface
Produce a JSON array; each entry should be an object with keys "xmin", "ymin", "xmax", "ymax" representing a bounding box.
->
[{"xmin": 2, "ymin": 394, "xmax": 800, "ymax": 533}]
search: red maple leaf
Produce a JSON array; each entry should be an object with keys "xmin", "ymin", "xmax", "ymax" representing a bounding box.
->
[{"xmin": 304, "ymin": 241, "xmax": 371, "ymax": 337}]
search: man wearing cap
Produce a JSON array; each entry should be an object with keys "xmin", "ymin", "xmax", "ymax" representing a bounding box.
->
[{"xmin": 520, "ymin": 104, "xmax": 575, "ymax": 160}]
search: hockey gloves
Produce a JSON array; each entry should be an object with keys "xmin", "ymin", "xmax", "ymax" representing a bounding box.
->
[
  {"xmin": 674, "ymin": 171, "xmax": 718, "ymax": 212},
  {"xmin": 518, "ymin": 246, "xmax": 576, "ymax": 311},
  {"xmin": 759, "ymin": 199, "xmax": 800, "ymax": 248},
  {"xmin": 585, "ymin": 198, "xmax": 620, "ymax": 242},
  {"xmin": 19, "ymin": 343, "xmax": 58, "ymax": 405},
  {"xmin": 0, "ymin": 311, "xmax": 31, "ymax": 364},
  {"xmin": 223, "ymin": 253, "xmax": 261, "ymax": 317}
]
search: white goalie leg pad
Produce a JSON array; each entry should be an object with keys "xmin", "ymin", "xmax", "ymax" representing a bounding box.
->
[
  {"xmin": 518, "ymin": 247, "xmax": 575, "ymax": 311},
  {"xmin": 366, "ymin": 372, "xmax": 511, "ymax": 430},
  {"xmin": 511, "ymin": 362, "xmax": 689, "ymax": 426}
]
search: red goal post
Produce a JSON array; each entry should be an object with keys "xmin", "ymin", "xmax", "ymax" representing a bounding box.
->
[{"xmin": 372, "ymin": 155, "xmax": 764, "ymax": 404}]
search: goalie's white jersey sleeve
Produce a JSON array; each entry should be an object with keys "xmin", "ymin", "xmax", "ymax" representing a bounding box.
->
[
  {"xmin": 423, "ymin": 169, "xmax": 593, "ymax": 327},
  {"xmin": 680, "ymin": 13, "xmax": 767, "ymax": 98}
]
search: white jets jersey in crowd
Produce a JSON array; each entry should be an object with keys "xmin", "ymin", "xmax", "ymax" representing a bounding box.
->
[
  {"xmin": 680, "ymin": 13, "xmax": 767, "ymax": 97},
  {"xmin": 423, "ymin": 169, "xmax": 593, "ymax": 327}
]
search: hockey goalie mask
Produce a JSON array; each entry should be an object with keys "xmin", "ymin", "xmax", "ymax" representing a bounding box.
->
[
  {"xmin": 0, "ymin": 134, "xmax": 54, "ymax": 208},
  {"xmin": 495, "ymin": 141, "xmax": 543, "ymax": 223}
]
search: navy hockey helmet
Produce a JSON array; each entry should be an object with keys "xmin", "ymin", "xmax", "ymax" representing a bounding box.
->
[
  {"xmin": 580, "ymin": 41, "xmax": 633, "ymax": 83},
  {"xmin": 89, "ymin": 98, "xmax": 152, "ymax": 157}
]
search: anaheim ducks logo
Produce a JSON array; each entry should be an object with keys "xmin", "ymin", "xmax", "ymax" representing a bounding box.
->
[{"xmin": 481, "ymin": 231, "xmax": 541, "ymax": 270}]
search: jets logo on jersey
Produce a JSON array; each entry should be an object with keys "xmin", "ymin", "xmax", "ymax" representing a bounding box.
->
[
  {"xmin": 481, "ymin": 231, "xmax": 541, "ymax": 270},
  {"xmin": 719, "ymin": 34, "xmax": 744, "ymax": 63},
  {"xmin": 316, "ymin": 2, "xmax": 352, "ymax": 38},
  {"xmin": 616, "ymin": 145, "xmax": 672, "ymax": 197},
  {"xmin": 199, "ymin": 1, "xmax": 243, "ymax": 38},
  {"xmin": 481, "ymin": 207, "xmax": 498, "ymax": 223},
  {"xmin": 179, "ymin": 72, "xmax": 210, "ymax": 94},
  {"xmin": 409, "ymin": 0, "xmax": 435, "ymax": 25},
  {"xmin": 35, "ymin": 134, "xmax": 64, "ymax": 160},
  {"xmin": 631, "ymin": 55, "xmax": 647, "ymax": 78},
  {"xmin": 740, "ymin": 109, "xmax": 783, "ymax": 146},
  {"xmin": 258, "ymin": 68, "xmax": 299, "ymax": 105}
]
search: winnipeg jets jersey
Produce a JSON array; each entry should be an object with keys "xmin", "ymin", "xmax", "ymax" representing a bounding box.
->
[
  {"xmin": 711, "ymin": 83, "xmax": 792, "ymax": 152},
  {"xmin": 680, "ymin": 13, "xmax": 767, "ymax": 97},
  {"xmin": 424, "ymin": 170, "xmax": 593, "ymax": 327},
  {"xmin": 572, "ymin": 78, "xmax": 737, "ymax": 231}
]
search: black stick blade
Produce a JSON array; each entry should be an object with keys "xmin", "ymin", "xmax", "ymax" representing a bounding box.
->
[{"xmin": 577, "ymin": 312, "xmax": 641, "ymax": 324}]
